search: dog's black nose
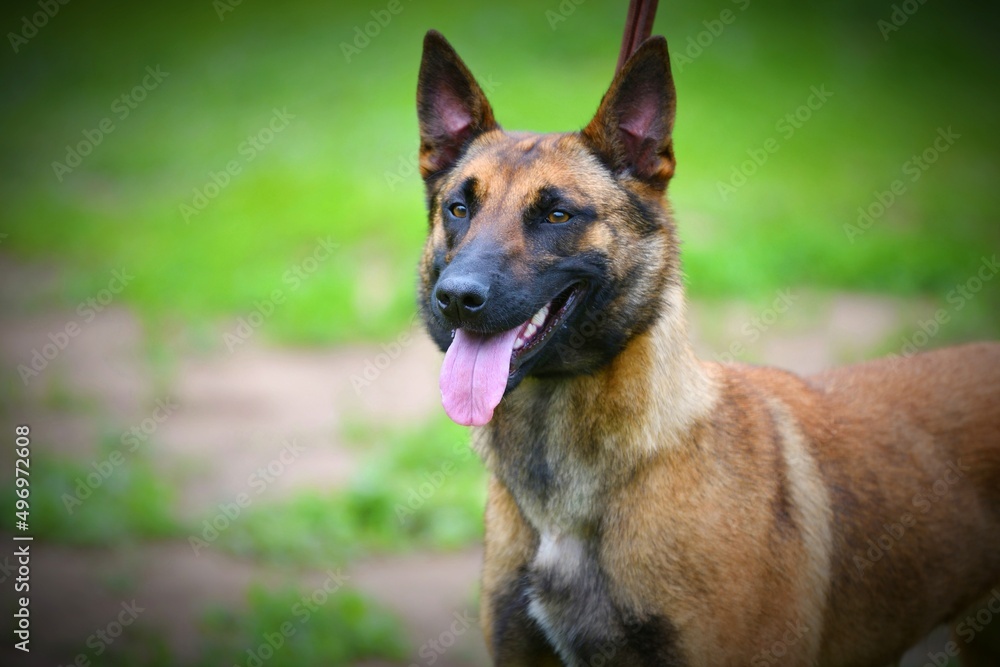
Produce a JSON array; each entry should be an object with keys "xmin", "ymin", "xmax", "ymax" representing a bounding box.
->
[{"xmin": 435, "ymin": 276, "xmax": 488, "ymax": 324}]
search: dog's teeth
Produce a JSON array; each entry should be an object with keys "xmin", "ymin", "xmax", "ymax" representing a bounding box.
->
[
  {"xmin": 513, "ymin": 337, "xmax": 524, "ymax": 350},
  {"xmin": 531, "ymin": 306, "xmax": 548, "ymax": 327},
  {"xmin": 524, "ymin": 323, "xmax": 538, "ymax": 340}
]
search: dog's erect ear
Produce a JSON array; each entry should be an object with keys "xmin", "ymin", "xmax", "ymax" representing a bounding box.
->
[
  {"xmin": 417, "ymin": 30, "xmax": 498, "ymax": 180},
  {"xmin": 582, "ymin": 37, "xmax": 676, "ymax": 188}
]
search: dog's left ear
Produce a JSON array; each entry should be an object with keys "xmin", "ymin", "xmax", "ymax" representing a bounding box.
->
[
  {"xmin": 417, "ymin": 30, "xmax": 499, "ymax": 181},
  {"xmin": 582, "ymin": 36, "xmax": 676, "ymax": 188}
]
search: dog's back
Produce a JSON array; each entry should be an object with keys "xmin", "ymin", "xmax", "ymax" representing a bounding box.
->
[{"xmin": 806, "ymin": 342, "xmax": 1000, "ymax": 663}]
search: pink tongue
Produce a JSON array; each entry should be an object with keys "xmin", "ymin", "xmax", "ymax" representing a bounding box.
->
[{"xmin": 440, "ymin": 327, "xmax": 521, "ymax": 426}]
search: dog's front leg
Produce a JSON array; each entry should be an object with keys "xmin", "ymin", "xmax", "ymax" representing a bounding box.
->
[{"xmin": 480, "ymin": 477, "xmax": 563, "ymax": 666}]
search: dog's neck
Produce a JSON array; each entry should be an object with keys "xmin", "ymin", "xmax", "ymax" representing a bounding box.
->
[{"xmin": 474, "ymin": 284, "xmax": 718, "ymax": 533}]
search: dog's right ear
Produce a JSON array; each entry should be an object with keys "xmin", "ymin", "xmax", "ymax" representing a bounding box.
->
[{"xmin": 417, "ymin": 30, "xmax": 498, "ymax": 181}]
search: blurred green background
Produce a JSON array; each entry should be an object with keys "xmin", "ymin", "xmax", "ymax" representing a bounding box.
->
[
  {"xmin": 3, "ymin": 0, "xmax": 999, "ymax": 342},
  {"xmin": 1, "ymin": 0, "xmax": 998, "ymax": 665}
]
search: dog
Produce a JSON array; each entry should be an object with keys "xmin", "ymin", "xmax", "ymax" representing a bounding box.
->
[{"xmin": 414, "ymin": 29, "xmax": 1000, "ymax": 666}]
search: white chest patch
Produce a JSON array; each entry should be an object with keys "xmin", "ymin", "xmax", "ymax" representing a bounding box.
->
[
  {"xmin": 534, "ymin": 531, "xmax": 586, "ymax": 573},
  {"xmin": 526, "ymin": 532, "xmax": 589, "ymax": 665}
]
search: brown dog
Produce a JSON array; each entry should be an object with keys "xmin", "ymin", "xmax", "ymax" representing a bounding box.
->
[{"xmin": 414, "ymin": 29, "xmax": 1000, "ymax": 666}]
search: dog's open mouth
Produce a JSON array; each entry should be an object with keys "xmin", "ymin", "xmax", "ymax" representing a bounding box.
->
[
  {"xmin": 510, "ymin": 283, "xmax": 582, "ymax": 372},
  {"xmin": 439, "ymin": 283, "xmax": 584, "ymax": 427}
]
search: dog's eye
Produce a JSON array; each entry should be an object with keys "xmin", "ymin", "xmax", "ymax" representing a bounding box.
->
[
  {"xmin": 546, "ymin": 210, "xmax": 572, "ymax": 224},
  {"xmin": 448, "ymin": 203, "xmax": 468, "ymax": 219}
]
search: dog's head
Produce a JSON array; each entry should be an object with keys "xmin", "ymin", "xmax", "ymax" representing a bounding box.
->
[{"xmin": 416, "ymin": 30, "xmax": 680, "ymax": 426}]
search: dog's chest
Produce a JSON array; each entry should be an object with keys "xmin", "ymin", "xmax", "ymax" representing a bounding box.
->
[
  {"xmin": 481, "ymin": 408, "xmax": 610, "ymax": 537},
  {"xmin": 480, "ymin": 401, "xmax": 683, "ymax": 664},
  {"xmin": 523, "ymin": 529, "xmax": 683, "ymax": 666},
  {"xmin": 526, "ymin": 531, "xmax": 621, "ymax": 665},
  {"xmin": 483, "ymin": 428, "xmax": 628, "ymax": 661},
  {"xmin": 480, "ymin": 442, "xmax": 686, "ymax": 663},
  {"xmin": 510, "ymin": 458, "xmax": 635, "ymax": 661}
]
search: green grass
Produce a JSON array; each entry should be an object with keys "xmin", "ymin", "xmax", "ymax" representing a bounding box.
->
[
  {"xmin": 67, "ymin": 582, "xmax": 406, "ymax": 667},
  {"xmin": 86, "ymin": 627, "xmax": 176, "ymax": 667},
  {"xmin": 216, "ymin": 417, "xmax": 486, "ymax": 566},
  {"xmin": 872, "ymin": 291, "xmax": 1000, "ymax": 359},
  {"xmin": 4, "ymin": 404, "xmax": 485, "ymax": 566},
  {"xmin": 194, "ymin": 583, "xmax": 407, "ymax": 667},
  {"xmin": 2, "ymin": 438, "xmax": 180, "ymax": 545},
  {"xmin": 1, "ymin": 0, "xmax": 997, "ymax": 346}
]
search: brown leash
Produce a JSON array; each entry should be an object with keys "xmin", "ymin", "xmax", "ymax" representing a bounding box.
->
[{"xmin": 615, "ymin": 0, "xmax": 660, "ymax": 74}]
